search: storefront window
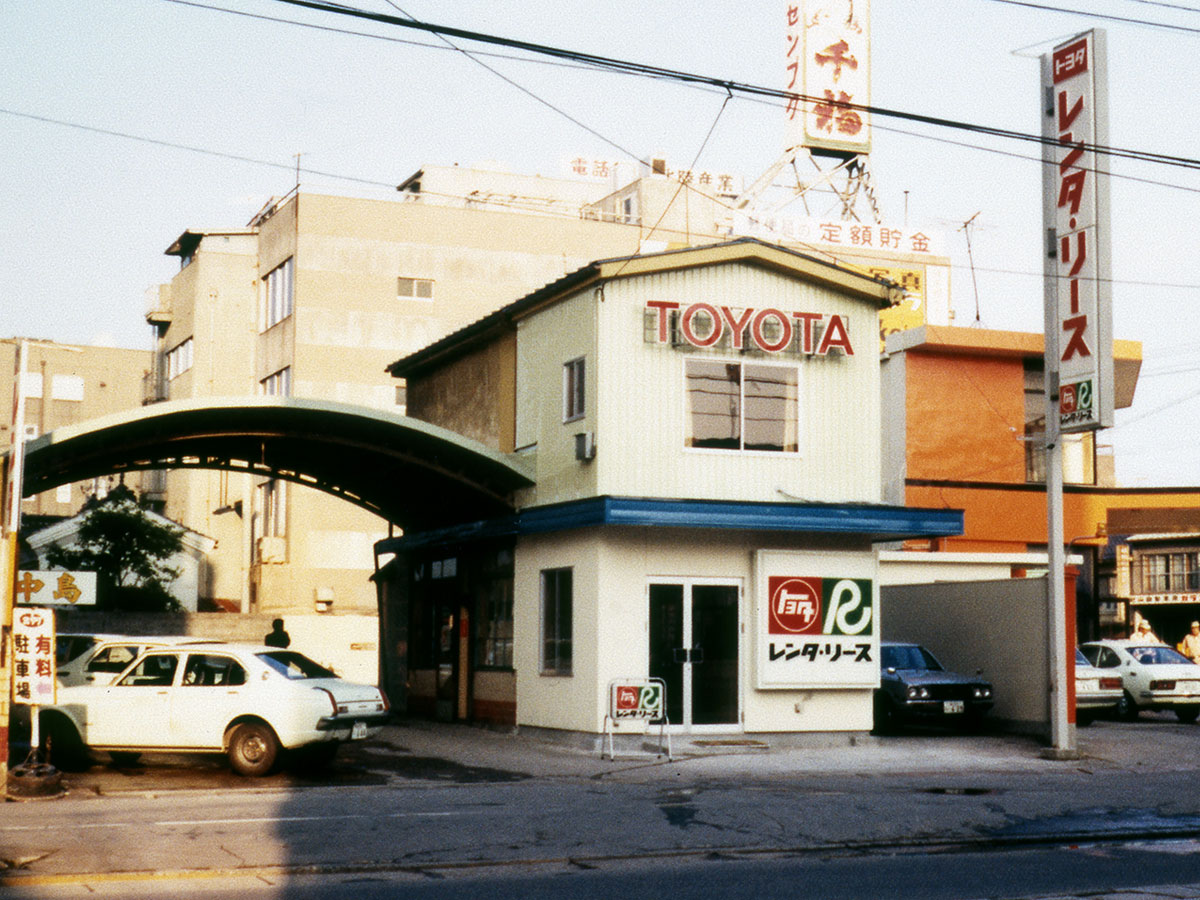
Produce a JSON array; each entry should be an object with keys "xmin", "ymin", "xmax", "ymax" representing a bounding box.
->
[
  {"xmin": 685, "ymin": 359, "xmax": 798, "ymax": 452},
  {"xmin": 475, "ymin": 579, "xmax": 513, "ymax": 669},
  {"xmin": 540, "ymin": 567, "xmax": 573, "ymax": 675}
]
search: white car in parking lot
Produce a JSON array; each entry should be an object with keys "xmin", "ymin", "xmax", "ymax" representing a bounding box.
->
[
  {"xmin": 41, "ymin": 644, "xmax": 390, "ymax": 775},
  {"xmin": 1080, "ymin": 639, "xmax": 1200, "ymax": 722},
  {"xmin": 1074, "ymin": 647, "xmax": 1122, "ymax": 725},
  {"xmin": 56, "ymin": 635, "xmax": 221, "ymax": 687}
]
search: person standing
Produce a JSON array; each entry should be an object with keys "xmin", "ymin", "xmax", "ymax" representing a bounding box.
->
[
  {"xmin": 1181, "ymin": 621, "xmax": 1200, "ymax": 663},
  {"xmin": 264, "ymin": 618, "xmax": 291, "ymax": 648}
]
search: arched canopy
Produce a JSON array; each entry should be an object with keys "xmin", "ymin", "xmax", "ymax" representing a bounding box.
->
[{"xmin": 14, "ymin": 397, "xmax": 534, "ymax": 530}]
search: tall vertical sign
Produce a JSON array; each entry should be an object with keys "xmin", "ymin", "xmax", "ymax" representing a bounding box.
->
[
  {"xmin": 787, "ymin": 1, "xmax": 871, "ymax": 156},
  {"xmin": 1043, "ymin": 30, "xmax": 1113, "ymax": 433}
]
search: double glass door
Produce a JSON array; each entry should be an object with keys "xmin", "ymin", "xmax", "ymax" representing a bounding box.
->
[{"xmin": 648, "ymin": 581, "xmax": 740, "ymax": 728}]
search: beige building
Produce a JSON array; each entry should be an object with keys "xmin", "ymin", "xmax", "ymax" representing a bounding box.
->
[
  {"xmin": 148, "ymin": 165, "xmax": 727, "ymax": 614},
  {"xmin": 0, "ymin": 338, "xmax": 152, "ymax": 520}
]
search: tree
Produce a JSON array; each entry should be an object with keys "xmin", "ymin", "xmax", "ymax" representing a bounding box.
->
[{"xmin": 45, "ymin": 486, "xmax": 185, "ymax": 612}]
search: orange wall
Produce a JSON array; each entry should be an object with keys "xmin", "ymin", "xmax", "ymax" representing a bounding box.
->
[
  {"xmin": 905, "ymin": 351, "xmax": 1027, "ymax": 484},
  {"xmin": 907, "ymin": 483, "xmax": 1200, "ymax": 552}
]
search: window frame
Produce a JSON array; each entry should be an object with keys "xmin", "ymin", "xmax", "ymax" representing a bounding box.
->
[
  {"xmin": 259, "ymin": 366, "xmax": 292, "ymax": 398},
  {"xmin": 683, "ymin": 357, "xmax": 800, "ymax": 454},
  {"xmin": 563, "ymin": 356, "xmax": 586, "ymax": 423},
  {"xmin": 539, "ymin": 567, "xmax": 573, "ymax": 676},
  {"xmin": 397, "ymin": 277, "xmax": 434, "ymax": 300},
  {"xmin": 263, "ymin": 257, "xmax": 295, "ymax": 330}
]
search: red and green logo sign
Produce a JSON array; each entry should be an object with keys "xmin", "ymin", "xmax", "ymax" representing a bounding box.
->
[{"xmin": 767, "ymin": 576, "xmax": 873, "ymax": 636}]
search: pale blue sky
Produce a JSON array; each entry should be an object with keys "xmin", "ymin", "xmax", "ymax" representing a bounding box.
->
[{"xmin": 2, "ymin": 1, "xmax": 1198, "ymax": 486}]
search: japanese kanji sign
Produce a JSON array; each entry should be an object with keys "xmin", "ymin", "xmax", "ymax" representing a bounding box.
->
[
  {"xmin": 788, "ymin": 0, "xmax": 871, "ymax": 155},
  {"xmin": 1042, "ymin": 30, "xmax": 1113, "ymax": 432},
  {"xmin": 755, "ymin": 551, "xmax": 880, "ymax": 689},
  {"xmin": 12, "ymin": 607, "xmax": 56, "ymax": 706},
  {"xmin": 15, "ymin": 569, "xmax": 97, "ymax": 606}
]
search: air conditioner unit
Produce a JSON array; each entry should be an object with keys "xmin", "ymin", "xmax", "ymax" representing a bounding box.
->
[
  {"xmin": 257, "ymin": 536, "xmax": 287, "ymax": 564},
  {"xmin": 575, "ymin": 431, "xmax": 596, "ymax": 462}
]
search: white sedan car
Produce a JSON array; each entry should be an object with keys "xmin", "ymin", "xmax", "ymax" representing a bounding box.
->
[
  {"xmin": 56, "ymin": 635, "xmax": 221, "ymax": 687},
  {"xmin": 1074, "ymin": 647, "xmax": 1122, "ymax": 725},
  {"xmin": 41, "ymin": 644, "xmax": 389, "ymax": 775},
  {"xmin": 1080, "ymin": 639, "xmax": 1200, "ymax": 722}
]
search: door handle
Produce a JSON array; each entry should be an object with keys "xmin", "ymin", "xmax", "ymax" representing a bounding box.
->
[
  {"xmin": 673, "ymin": 648, "xmax": 689, "ymax": 664},
  {"xmin": 690, "ymin": 647, "xmax": 704, "ymax": 664}
]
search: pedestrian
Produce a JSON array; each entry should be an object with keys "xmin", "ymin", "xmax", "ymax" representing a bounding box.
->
[
  {"xmin": 264, "ymin": 618, "xmax": 291, "ymax": 648},
  {"xmin": 1181, "ymin": 621, "xmax": 1200, "ymax": 664},
  {"xmin": 1129, "ymin": 618, "xmax": 1162, "ymax": 644}
]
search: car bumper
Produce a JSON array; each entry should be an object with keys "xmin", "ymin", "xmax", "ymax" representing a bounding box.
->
[
  {"xmin": 897, "ymin": 699, "xmax": 993, "ymax": 720},
  {"xmin": 315, "ymin": 712, "xmax": 390, "ymax": 737}
]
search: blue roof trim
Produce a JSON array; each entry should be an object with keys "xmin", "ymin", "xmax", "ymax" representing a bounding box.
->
[{"xmin": 379, "ymin": 496, "xmax": 963, "ymax": 553}]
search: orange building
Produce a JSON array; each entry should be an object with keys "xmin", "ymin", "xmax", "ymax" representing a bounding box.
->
[{"xmin": 883, "ymin": 325, "xmax": 1200, "ymax": 640}]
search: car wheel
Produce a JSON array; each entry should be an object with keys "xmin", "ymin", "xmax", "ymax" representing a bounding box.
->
[
  {"xmin": 1117, "ymin": 691, "xmax": 1139, "ymax": 721},
  {"xmin": 227, "ymin": 722, "xmax": 280, "ymax": 777},
  {"xmin": 39, "ymin": 712, "xmax": 91, "ymax": 772},
  {"xmin": 1175, "ymin": 705, "xmax": 1200, "ymax": 723},
  {"xmin": 1076, "ymin": 711, "xmax": 1095, "ymax": 727}
]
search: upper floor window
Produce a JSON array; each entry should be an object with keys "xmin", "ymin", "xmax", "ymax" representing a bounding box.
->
[
  {"xmin": 264, "ymin": 258, "xmax": 294, "ymax": 329},
  {"xmin": 398, "ymin": 277, "xmax": 434, "ymax": 300},
  {"xmin": 166, "ymin": 338, "xmax": 194, "ymax": 381},
  {"xmin": 563, "ymin": 357, "xmax": 585, "ymax": 422},
  {"xmin": 1136, "ymin": 552, "xmax": 1200, "ymax": 593},
  {"xmin": 260, "ymin": 367, "xmax": 292, "ymax": 397},
  {"xmin": 685, "ymin": 359, "xmax": 798, "ymax": 452}
]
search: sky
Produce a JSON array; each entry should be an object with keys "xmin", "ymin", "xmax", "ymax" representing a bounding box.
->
[{"xmin": 2, "ymin": 0, "xmax": 1199, "ymax": 487}]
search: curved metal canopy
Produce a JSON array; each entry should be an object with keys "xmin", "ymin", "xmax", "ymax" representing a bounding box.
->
[{"xmin": 14, "ymin": 397, "xmax": 534, "ymax": 531}]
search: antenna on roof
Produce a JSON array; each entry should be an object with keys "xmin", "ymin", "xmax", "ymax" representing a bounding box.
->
[{"xmin": 958, "ymin": 211, "xmax": 982, "ymax": 326}]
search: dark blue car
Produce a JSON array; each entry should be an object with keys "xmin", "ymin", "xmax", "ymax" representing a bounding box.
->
[{"xmin": 873, "ymin": 641, "xmax": 994, "ymax": 733}]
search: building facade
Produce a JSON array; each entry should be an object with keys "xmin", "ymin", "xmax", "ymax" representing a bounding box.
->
[{"xmin": 376, "ymin": 240, "xmax": 960, "ymax": 737}]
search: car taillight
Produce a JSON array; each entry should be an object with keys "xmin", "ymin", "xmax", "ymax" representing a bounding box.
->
[
  {"xmin": 316, "ymin": 687, "xmax": 337, "ymax": 714},
  {"xmin": 1099, "ymin": 677, "xmax": 1122, "ymax": 690},
  {"xmin": 1150, "ymin": 680, "xmax": 1176, "ymax": 691}
]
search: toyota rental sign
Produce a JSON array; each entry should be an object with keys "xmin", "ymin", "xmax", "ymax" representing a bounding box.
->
[{"xmin": 1042, "ymin": 30, "xmax": 1113, "ymax": 433}]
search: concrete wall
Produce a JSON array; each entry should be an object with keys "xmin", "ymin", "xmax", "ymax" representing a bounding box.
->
[
  {"xmin": 880, "ymin": 578, "xmax": 1049, "ymax": 735},
  {"xmin": 52, "ymin": 610, "xmax": 380, "ymax": 686}
]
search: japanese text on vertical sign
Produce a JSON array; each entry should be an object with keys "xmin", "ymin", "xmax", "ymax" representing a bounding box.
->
[
  {"xmin": 12, "ymin": 607, "xmax": 56, "ymax": 706},
  {"xmin": 790, "ymin": 1, "xmax": 871, "ymax": 155}
]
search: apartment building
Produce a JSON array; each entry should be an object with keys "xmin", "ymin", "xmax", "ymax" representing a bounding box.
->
[{"xmin": 0, "ymin": 338, "xmax": 152, "ymax": 522}]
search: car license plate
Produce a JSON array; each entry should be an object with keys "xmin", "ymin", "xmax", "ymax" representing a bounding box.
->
[
  {"xmin": 944, "ymin": 700, "xmax": 965, "ymax": 714},
  {"xmin": 351, "ymin": 721, "xmax": 367, "ymax": 740}
]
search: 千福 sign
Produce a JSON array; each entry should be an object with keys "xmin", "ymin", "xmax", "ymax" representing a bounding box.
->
[
  {"xmin": 15, "ymin": 569, "xmax": 97, "ymax": 606},
  {"xmin": 12, "ymin": 607, "xmax": 56, "ymax": 706}
]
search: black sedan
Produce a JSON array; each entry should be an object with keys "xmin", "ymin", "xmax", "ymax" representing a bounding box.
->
[{"xmin": 873, "ymin": 641, "xmax": 994, "ymax": 733}]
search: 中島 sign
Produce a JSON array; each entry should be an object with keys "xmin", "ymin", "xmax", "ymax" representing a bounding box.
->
[
  {"xmin": 1042, "ymin": 30, "xmax": 1113, "ymax": 432},
  {"xmin": 15, "ymin": 569, "xmax": 97, "ymax": 606},
  {"xmin": 788, "ymin": 0, "xmax": 871, "ymax": 156},
  {"xmin": 755, "ymin": 551, "xmax": 880, "ymax": 689},
  {"xmin": 12, "ymin": 607, "xmax": 56, "ymax": 706}
]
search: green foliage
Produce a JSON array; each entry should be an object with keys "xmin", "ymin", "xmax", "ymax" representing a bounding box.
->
[{"xmin": 45, "ymin": 488, "xmax": 185, "ymax": 612}]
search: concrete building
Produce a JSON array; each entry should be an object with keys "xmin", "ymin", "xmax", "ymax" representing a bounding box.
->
[
  {"xmin": 0, "ymin": 338, "xmax": 151, "ymax": 521},
  {"xmin": 375, "ymin": 239, "xmax": 961, "ymax": 737}
]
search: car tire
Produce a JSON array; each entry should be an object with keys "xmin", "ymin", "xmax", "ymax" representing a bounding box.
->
[
  {"xmin": 227, "ymin": 722, "xmax": 280, "ymax": 777},
  {"xmin": 1117, "ymin": 691, "xmax": 1139, "ymax": 721},
  {"xmin": 1175, "ymin": 705, "xmax": 1200, "ymax": 723},
  {"xmin": 39, "ymin": 712, "xmax": 91, "ymax": 772},
  {"xmin": 1076, "ymin": 711, "xmax": 1095, "ymax": 727}
]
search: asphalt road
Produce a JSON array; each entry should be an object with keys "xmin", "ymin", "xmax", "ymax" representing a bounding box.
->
[{"xmin": 3, "ymin": 713, "xmax": 1200, "ymax": 898}]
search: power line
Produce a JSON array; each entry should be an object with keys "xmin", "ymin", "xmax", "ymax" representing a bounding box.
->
[
  {"xmin": 979, "ymin": 0, "xmax": 1200, "ymax": 32},
  {"xmin": 260, "ymin": 0, "xmax": 1200, "ymax": 174}
]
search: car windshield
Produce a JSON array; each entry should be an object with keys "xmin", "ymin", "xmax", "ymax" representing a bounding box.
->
[
  {"xmin": 881, "ymin": 645, "xmax": 943, "ymax": 671},
  {"xmin": 1128, "ymin": 645, "xmax": 1192, "ymax": 665},
  {"xmin": 257, "ymin": 651, "xmax": 336, "ymax": 680}
]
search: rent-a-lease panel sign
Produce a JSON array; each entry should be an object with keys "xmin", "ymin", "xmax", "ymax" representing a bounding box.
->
[{"xmin": 755, "ymin": 550, "xmax": 879, "ymax": 689}]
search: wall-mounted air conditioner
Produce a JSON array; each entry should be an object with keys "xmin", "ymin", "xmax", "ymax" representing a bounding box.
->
[{"xmin": 575, "ymin": 431, "xmax": 596, "ymax": 462}]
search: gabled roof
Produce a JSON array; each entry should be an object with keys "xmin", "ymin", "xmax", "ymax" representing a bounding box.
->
[{"xmin": 389, "ymin": 237, "xmax": 902, "ymax": 378}]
